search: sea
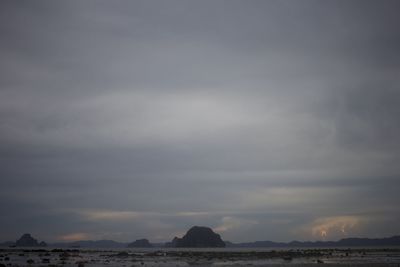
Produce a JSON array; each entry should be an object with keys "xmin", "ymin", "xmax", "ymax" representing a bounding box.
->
[{"xmin": 1, "ymin": 246, "xmax": 400, "ymax": 266}]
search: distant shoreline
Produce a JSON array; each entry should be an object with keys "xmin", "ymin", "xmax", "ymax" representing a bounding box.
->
[{"xmin": 3, "ymin": 235, "xmax": 400, "ymax": 249}]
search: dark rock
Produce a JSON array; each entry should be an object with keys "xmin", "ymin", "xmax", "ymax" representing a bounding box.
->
[
  {"xmin": 128, "ymin": 239, "xmax": 153, "ymax": 248},
  {"xmin": 27, "ymin": 259, "xmax": 35, "ymax": 264},
  {"xmin": 171, "ymin": 226, "xmax": 225, "ymax": 248}
]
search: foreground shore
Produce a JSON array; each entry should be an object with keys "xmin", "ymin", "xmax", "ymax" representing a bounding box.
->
[{"xmin": 1, "ymin": 247, "xmax": 400, "ymax": 267}]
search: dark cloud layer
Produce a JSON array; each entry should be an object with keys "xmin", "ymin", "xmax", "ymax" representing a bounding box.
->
[{"xmin": 1, "ymin": 0, "xmax": 400, "ymax": 242}]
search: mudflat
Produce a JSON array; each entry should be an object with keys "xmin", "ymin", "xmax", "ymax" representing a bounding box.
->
[{"xmin": 1, "ymin": 247, "xmax": 400, "ymax": 266}]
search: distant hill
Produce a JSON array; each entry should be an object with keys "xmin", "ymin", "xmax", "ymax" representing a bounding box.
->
[
  {"xmin": 15, "ymin": 234, "xmax": 47, "ymax": 247},
  {"xmin": 169, "ymin": 226, "xmax": 225, "ymax": 248},
  {"xmin": 226, "ymin": 236, "xmax": 400, "ymax": 248},
  {"xmin": 4, "ymin": 232, "xmax": 400, "ymax": 248},
  {"xmin": 127, "ymin": 239, "xmax": 153, "ymax": 248}
]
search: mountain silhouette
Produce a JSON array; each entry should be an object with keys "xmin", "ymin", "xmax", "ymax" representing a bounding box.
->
[
  {"xmin": 169, "ymin": 226, "xmax": 225, "ymax": 248},
  {"xmin": 15, "ymin": 233, "xmax": 46, "ymax": 247},
  {"xmin": 3, "ymin": 232, "xmax": 400, "ymax": 248}
]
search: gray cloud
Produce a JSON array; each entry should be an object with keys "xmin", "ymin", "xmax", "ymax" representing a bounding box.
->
[{"xmin": 1, "ymin": 0, "xmax": 400, "ymax": 242}]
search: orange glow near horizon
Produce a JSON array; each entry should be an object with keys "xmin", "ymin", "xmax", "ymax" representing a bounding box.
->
[{"xmin": 58, "ymin": 233, "xmax": 90, "ymax": 242}]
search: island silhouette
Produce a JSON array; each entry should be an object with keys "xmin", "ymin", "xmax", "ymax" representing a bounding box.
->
[
  {"xmin": 2, "ymin": 226, "xmax": 400, "ymax": 248},
  {"xmin": 166, "ymin": 226, "xmax": 225, "ymax": 248}
]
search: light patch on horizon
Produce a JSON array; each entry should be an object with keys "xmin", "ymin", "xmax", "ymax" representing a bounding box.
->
[
  {"xmin": 77, "ymin": 209, "xmax": 217, "ymax": 222},
  {"xmin": 308, "ymin": 216, "xmax": 363, "ymax": 240},
  {"xmin": 58, "ymin": 232, "xmax": 90, "ymax": 242}
]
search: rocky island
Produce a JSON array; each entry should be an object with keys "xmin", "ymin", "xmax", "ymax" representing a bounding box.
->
[
  {"xmin": 15, "ymin": 233, "xmax": 47, "ymax": 247},
  {"xmin": 168, "ymin": 226, "xmax": 225, "ymax": 248}
]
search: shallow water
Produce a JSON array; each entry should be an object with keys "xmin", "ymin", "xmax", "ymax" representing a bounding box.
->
[{"xmin": 1, "ymin": 247, "xmax": 400, "ymax": 266}]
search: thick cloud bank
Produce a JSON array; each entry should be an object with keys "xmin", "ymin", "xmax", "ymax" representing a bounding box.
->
[{"xmin": 1, "ymin": 0, "xmax": 399, "ymax": 242}]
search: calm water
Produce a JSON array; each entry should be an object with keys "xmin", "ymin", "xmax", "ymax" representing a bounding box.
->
[{"xmin": 1, "ymin": 247, "xmax": 400, "ymax": 266}]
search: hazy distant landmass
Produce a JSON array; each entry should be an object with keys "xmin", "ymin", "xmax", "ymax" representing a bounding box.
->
[
  {"xmin": 2, "ymin": 231, "xmax": 400, "ymax": 248},
  {"xmin": 226, "ymin": 236, "xmax": 400, "ymax": 248}
]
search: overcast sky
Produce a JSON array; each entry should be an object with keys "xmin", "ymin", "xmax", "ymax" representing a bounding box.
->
[{"xmin": 1, "ymin": 0, "xmax": 400, "ymax": 243}]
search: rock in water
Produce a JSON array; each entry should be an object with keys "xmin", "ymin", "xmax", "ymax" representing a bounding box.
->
[
  {"xmin": 173, "ymin": 226, "xmax": 225, "ymax": 247},
  {"xmin": 127, "ymin": 239, "xmax": 153, "ymax": 248},
  {"xmin": 16, "ymin": 234, "xmax": 39, "ymax": 247}
]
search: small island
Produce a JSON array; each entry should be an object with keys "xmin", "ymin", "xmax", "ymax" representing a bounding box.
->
[
  {"xmin": 168, "ymin": 226, "xmax": 225, "ymax": 248},
  {"xmin": 15, "ymin": 233, "xmax": 47, "ymax": 247}
]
